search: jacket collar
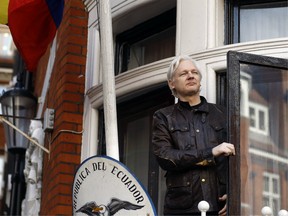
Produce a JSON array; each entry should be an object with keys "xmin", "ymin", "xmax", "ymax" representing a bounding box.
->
[{"xmin": 177, "ymin": 96, "xmax": 209, "ymax": 113}]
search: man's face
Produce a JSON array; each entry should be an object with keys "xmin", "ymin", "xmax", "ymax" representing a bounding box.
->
[{"xmin": 168, "ymin": 60, "xmax": 201, "ymax": 98}]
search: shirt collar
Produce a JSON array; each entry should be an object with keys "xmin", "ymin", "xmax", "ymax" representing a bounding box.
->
[{"xmin": 178, "ymin": 96, "xmax": 209, "ymax": 113}]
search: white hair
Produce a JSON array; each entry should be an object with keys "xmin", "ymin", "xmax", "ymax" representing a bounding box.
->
[{"xmin": 167, "ymin": 55, "xmax": 202, "ymax": 97}]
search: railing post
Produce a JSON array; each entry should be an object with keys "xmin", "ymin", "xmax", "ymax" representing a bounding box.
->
[
  {"xmin": 198, "ymin": 200, "xmax": 210, "ymax": 216},
  {"xmin": 261, "ymin": 206, "xmax": 272, "ymax": 216},
  {"xmin": 278, "ymin": 209, "xmax": 288, "ymax": 216}
]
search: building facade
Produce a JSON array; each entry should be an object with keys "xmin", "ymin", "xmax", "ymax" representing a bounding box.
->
[
  {"xmin": 0, "ymin": 24, "xmax": 14, "ymax": 213},
  {"xmin": 0, "ymin": 0, "xmax": 287, "ymax": 215}
]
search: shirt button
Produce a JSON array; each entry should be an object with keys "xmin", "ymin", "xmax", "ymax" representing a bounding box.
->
[
  {"xmin": 201, "ymin": 178, "xmax": 206, "ymax": 183},
  {"xmin": 196, "ymin": 129, "xmax": 200, "ymax": 132}
]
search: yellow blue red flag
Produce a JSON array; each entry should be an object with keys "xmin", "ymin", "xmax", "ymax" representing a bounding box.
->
[{"xmin": 8, "ymin": 0, "xmax": 64, "ymax": 72}]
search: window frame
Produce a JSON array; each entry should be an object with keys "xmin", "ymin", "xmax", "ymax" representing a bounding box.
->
[
  {"xmin": 262, "ymin": 172, "xmax": 280, "ymax": 215},
  {"xmin": 227, "ymin": 50, "xmax": 288, "ymax": 215},
  {"xmin": 249, "ymin": 101, "xmax": 269, "ymax": 135},
  {"xmin": 114, "ymin": 8, "xmax": 176, "ymax": 75},
  {"xmin": 225, "ymin": 0, "xmax": 288, "ymax": 44}
]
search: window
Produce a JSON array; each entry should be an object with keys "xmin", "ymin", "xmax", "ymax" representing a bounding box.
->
[
  {"xmin": 249, "ymin": 107, "xmax": 256, "ymax": 127},
  {"xmin": 124, "ymin": 116, "xmax": 150, "ymax": 187},
  {"xmin": 227, "ymin": 51, "xmax": 288, "ymax": 215},
  {"xmin": 115, "ymin": 8, "xmax": 176, "ymax": 74},
  {"xmin": 263, "ymin": 172, "xmax": 280, "ymax": 216},
  {"xmin": 116, "ymin": 85, "xmax": 174, "ymax": 212},
  {"xmin": 249, "ymin": 102, "xmax": 269, "ymax": 135},
  {"xmin": 225, "ymin": 0, "xmax": 288, "ymax": 43}
]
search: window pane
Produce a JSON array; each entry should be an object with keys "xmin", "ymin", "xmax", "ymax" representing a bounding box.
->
[
  {"xmin": 263, "ymin": 197, "xmax": 269, "ymax": 206},
  {"xmin": 115, "ymin": 8, "xmax": 176, "ymax": 74},
  {"xmin": 240, "ymin": 63, "xmax": 287, "ymax": 215},
  {"xmin": 272, "ymin": 199, "xmax": 279, "ymax": 216},
  {"xmin": 272, "ymin": 178, "xmax": 278, "ymax": 194},
  {"xmin": 125, "ymin": 116, "xmax": 150, "ymax": 188},
  {"xmin": 128, "ymin": 26, "xmax": 175, "ymax": 71},
  {"xmin": 240, "ymin": 2, "xmax": 288, "ymax": 42},
  {"xmin": 249, "ymin": 107, "xmax": 256, "ymax": 127},
  {"xmin": 259, "ymin": 110, "xmax": 265, "ymax": 130},
  {"xmin": 263, "ymin": 176, "xmax": 269, "ymax": 191}
]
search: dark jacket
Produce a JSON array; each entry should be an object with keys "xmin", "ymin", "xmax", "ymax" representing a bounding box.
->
[{"xmin": 152, "ymin": 96, "xmax": 228, "ymax": 215}]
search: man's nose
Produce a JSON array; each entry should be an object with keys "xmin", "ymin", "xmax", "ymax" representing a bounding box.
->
[{"xmin": 187, "ymin": 71, "xmax": 195, "ymax": 78}]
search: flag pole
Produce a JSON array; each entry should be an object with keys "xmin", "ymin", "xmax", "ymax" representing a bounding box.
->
[
  {"xmin": 0, "ymin": 116, "xmax": 50, "ymax": 154},
  {"xmin": 98, "ymin": 0, "xmax": 119, "ymax": 160}
]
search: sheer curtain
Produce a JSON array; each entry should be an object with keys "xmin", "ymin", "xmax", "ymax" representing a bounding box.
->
[
  {"xmin": 240, "ymin": 2, "xmax": 288, "ymax": 42},
  {"xmin": 128, "ymin": 26, "xmax": 176, "ymax": 71}
]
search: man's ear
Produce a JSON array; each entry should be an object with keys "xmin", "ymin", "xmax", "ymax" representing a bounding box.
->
[{"xmin": 168, "ymin": 79, "xmax": 174, "ymax": 90}]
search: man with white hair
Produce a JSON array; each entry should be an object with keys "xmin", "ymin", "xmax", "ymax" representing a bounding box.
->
[{"xmin": 152, "ymin": 55, "xmax": 235, "ymax": 216}]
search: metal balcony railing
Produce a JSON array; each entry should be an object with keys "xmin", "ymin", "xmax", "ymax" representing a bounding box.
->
[{"xmin": 198, "ymin": 201, "xmax": 288, "ymax": 216}]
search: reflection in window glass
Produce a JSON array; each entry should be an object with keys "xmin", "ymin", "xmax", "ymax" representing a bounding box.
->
[
  {"xmin": 259, "ymin": 110, "xmax": 265, "ymax": 130},
  {"xmin": 248, "ymin": 102, "xmax": 268, "ymax": 135},
  {"xmin": 263, "ymin": 197, "xmax": 269, "ymax": 206},
  {"xmin": 249, "ymin": 107, "xmax": 256, "ymax": 127},
  {"xmin": 262, "ymin": 173, "xmax": 280, "ymax": 216},
  {"xmin": 263, "ymin": 176, "xmax": 269, "ymax": 191},
  {"xmin": 273, "ymin": 199, "xmax": 279, "ymax": 215},
  {"xmin": 240, "ymin": 63, "xmax": 287, "ymax": 215},
  {"xmin": 272, "ymin": 178, "xmax": 278, "ymax": 194}
]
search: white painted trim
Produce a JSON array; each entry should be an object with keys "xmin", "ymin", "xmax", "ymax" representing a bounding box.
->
[
  {"xmin": 206, "ymin": 0, "xmax": 217, "ymax": 49},
  {"xmin": 81, "ymin": 98, "xmax": 98, "ymax": 160},
  {"xmin": 249, "ymin": 101, "xmax": 269, "ymax": 135},
  {"xmin": 249, "ymin": 148, "xmax": 288, "ymax": 165},
  {"xmin": 87, "ymin": 38, "xmax": 288, "ymax": 107},
  {"xmin": 36, "ymin": 38, "xmax": 57, "ymax": 119}
]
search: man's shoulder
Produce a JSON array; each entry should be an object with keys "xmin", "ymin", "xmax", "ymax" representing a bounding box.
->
[
  {"xmin": 207, "ymin": 103, "xmax": 226, "ymax": 114},
  {"xmin": 154, "ymin": 104, "xmax": 176, "ymax": 115},
  {"xmin": 200, "ymin": 96, "xmax": 225, "ymax": 113}
]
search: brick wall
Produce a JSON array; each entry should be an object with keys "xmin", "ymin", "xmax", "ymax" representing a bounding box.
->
[{"xmin": 36, "ymin": 0, "xmax": 87, "ymax": 214}]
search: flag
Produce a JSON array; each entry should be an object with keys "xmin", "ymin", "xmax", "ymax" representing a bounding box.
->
[
  {"xmin": 8, "ymin": 0, "xmax": 64, "ymax": 72},
  {"xmin": 0, "ymin": 0, "xmax": 9, "ymax": 24}
]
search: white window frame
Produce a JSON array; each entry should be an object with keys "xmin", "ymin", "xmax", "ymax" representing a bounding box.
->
[
  {"xmin": 262, "ymin": 172, "xmax": 280, "ymax": 213},
  {"xmin": 249, "ymin": 101, "xmax": 269, "ymax": 135}
]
